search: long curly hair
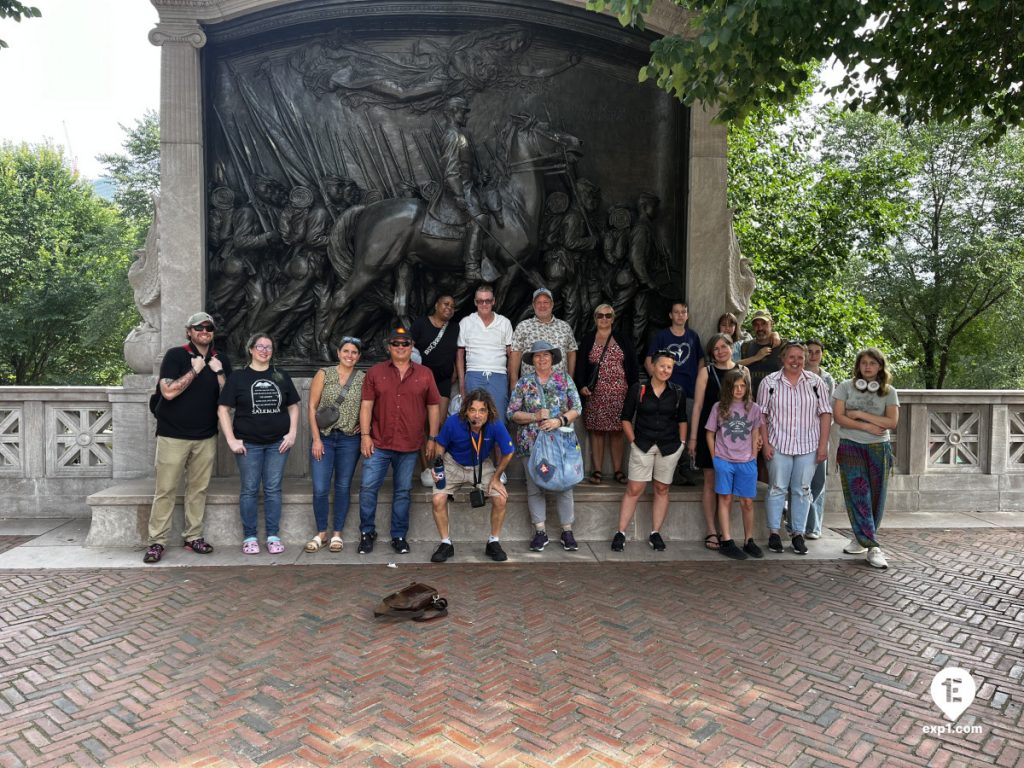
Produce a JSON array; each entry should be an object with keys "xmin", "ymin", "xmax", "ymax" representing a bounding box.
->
[{"xmin": 460, "ymin": 388, "xmax": 499, "ymax": 424}]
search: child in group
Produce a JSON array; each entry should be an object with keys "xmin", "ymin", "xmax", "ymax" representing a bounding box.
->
[{"xmin": 705, "ymin": 367, "xmax": 764, "ymax": 560}]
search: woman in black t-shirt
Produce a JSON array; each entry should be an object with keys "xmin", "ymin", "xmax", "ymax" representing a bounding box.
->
[
  {"xmin": 218, "ymin": 333, "xmax": 300, "ymax": 555},
  {"xmin": 610, "ymin": 350, "xmax": 688, "ymax": 553}
]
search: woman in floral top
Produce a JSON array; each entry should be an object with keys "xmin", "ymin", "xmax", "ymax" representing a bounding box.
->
[{"xmin": 507, "ymin": 340, "xmax": 583, "ymax": 553}]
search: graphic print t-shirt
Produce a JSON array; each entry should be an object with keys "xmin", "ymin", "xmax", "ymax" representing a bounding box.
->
[
  {"xmin": 647, "ymin": 328, "xmax": 703, "ymax": 397},
  {"xmin": 219, "ymin": 366, "xmax": 300, "ymax": 444},
  {"xmin": 705, "ymin": 402, "xmax": 764, "ymax": 462}
]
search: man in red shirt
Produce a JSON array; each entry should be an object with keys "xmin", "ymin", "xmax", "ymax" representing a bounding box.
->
[{"xmin": 358, "ymin": 326, "xmax": 441, "ymax": 554}]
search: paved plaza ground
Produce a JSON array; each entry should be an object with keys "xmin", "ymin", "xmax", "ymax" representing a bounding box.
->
[{"xmin": 0, "ymin": 525, "xmax": 1021, "ymax": 767}]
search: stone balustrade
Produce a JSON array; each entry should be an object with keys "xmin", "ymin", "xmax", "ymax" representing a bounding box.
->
[{"xmin": 2, "ymin": 384, "xmax": 1024, "ymax": 519}]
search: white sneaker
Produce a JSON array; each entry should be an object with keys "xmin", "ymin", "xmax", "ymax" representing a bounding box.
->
[
  {"xmin": 843, "ymin": 538, "xmax": 868, "ymax": 555},
  {"xmin": 420, "ymin": 468, "xmax": 434, "ymax": 488},
  {"xmin": 804, "ymin": 532, "xmax": 821, "ymax": 540},
  {"xmin": 866, "ymin": 547, "xmax": 888, "ymax": 569}
]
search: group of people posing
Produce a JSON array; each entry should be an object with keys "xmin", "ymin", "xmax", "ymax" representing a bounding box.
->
[{"xmin": 142, "ymin": 292, "xmax": 898, "ymax": 571}]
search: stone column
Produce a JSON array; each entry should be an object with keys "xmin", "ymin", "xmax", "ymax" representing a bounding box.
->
[
  {"xmin": 685, "ymin": 104, "xmax": 754, "ymax": 342},
  {"xmin": 149, "ymin": 20, "xmax": 208, "ymax": 357}
]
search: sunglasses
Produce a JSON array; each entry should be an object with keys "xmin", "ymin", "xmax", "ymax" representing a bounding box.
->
[
  {"xmin": 595, "ymin": 312, "xmax": 614, "ymax": 319},
  {"xmin": 389, "ymin": 340, "xmax": 412, "ymax": 347},
  {"xmin": 475, "ymin": 298, "xmax": 494, "ymax": 305},
  {"xmin": 340, "ymin": 336, "xmax": 362, "ymax": 347},
  {"xmin": 191, "ymin": 324, "xmax": 215, "ymax": 332}
]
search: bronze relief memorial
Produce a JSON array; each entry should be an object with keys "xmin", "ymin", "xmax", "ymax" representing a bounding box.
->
[{"xmin": 202, "ymin": 5, "xmax": 689, "ymax": 367}]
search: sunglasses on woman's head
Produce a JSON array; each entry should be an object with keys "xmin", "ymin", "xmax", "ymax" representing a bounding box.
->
[{"xmin": 340, "ymin": 336, "xmax": 362, "ymax": 347}]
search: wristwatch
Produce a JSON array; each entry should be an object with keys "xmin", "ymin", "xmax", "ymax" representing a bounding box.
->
[{"xmin": 427, "ymin": 435, "xmax": 437, "ymax": 441}]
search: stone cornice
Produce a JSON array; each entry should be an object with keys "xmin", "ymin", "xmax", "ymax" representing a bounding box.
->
[{"xmin": 149, "ymin": 0, "xmax": 695, "ymax": 37}]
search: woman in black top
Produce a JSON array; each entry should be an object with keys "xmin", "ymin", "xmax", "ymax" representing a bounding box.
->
[
  {"xmin": 611, "ymin": 350, "xmax": 688, "ymax": 553},
  {"xmin": 218, "ymin": 332, "xmax": 300, "ymax": 555}
]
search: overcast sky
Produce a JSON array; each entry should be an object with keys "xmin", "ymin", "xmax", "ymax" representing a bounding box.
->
[{"xmin": 0, "ymin": 1, "xmax": 160, "ymax": 179}]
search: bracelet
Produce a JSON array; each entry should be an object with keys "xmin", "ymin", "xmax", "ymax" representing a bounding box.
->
[
  {"xmin": 361, "ymin": 432, "xmax": 370, "ymax": 437},
  {"xmin": 561, "ymin": 415, "xmax": 568, "ymax": 426}
]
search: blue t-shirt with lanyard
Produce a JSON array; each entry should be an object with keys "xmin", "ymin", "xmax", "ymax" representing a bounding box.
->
[{"xmin": 436, "ymin": 413, "xmax": 514, "ymax": 466}]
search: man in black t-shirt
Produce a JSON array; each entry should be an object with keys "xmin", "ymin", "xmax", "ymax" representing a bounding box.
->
[
  {"xmin": 143, "ymin": 312, "xmax": 232, "ymax": 564},
  {"xmin": 738, "ymin": 309, "xmax": 784, "ymax": 399}
]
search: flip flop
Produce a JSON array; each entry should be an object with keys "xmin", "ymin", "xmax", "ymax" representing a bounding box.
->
[{"xmin": 704, "ymin": 534, "xmax": 721, "ymax": 551}]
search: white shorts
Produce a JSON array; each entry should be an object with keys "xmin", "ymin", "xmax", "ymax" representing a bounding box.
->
[{"xmin": 627, "ymin": 443, "xmax": 684, "ymax": 485}]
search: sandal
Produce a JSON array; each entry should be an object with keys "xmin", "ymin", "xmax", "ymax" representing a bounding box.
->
[
  {"xmin": 588, "ymin": 470, "xmax": 603, "ymax": 485},
  {"xmin": 304, "ymin": 535, "xmax": 327, "ymax": 553},
  {"xmin": 329, "ymin": 536, "xmax": 344, "ymax": 553},
  {"xmin": 267, "ymin": 537, "xmax": 285, "ymax": 555},
  {"xmin": 614, "ymin": 471, "xmax": 628, "ymax": 485},
  {"xmin": 704, "ymin": 534, "xmax": 721, "ymax": 551},
  {"xmin": 242, "ymin": 538, "xmax": 260, "ymax": 555}
]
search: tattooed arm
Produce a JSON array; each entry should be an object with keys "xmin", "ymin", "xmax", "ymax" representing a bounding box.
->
[{"xmin": 159, "ymin": 355, "xmax": 206, "ymax": 400}]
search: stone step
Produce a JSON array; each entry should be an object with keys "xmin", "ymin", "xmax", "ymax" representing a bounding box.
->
[{"xmin": 86, "ymin": 476, "xmax": 776, "ymax": 548}]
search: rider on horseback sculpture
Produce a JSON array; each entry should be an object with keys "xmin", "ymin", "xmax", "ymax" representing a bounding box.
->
[{"xmin": 441, "ymin": 96, "xmax": 490, "ymax": 281}]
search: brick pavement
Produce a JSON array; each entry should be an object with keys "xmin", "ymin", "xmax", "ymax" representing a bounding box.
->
[{"xmin": 0, "ymin": 529, "xmax": 1021, "ymax": 767}]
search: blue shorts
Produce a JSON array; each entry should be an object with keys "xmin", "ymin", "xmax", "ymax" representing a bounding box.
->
[{"xmin": 712, "ymin": 457, "xmax": 757, "ymax": 498}]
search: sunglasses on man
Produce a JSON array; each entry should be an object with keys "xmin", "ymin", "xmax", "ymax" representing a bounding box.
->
[
  {"xmin": 191, "ymin": 324, "xmax": 215, "ymax": 332},
  {"xmin": 389, "ymin": 340, "xmax": 412, "ymax": 347}
]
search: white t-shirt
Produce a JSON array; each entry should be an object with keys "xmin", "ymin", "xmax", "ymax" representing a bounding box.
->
[{"xmin": 458, "ymin": 313, "xmax": 513, "ymax": 374}]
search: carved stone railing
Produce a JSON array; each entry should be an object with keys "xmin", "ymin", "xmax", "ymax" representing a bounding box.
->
[{"xmin": 3, "ymin": 385, "xmax": 1024, "ymax": 518}]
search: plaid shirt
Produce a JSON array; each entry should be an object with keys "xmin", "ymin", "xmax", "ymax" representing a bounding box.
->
[{"xmin": 756, "ymin": 369, "xmax": 832, "ymax": 455}]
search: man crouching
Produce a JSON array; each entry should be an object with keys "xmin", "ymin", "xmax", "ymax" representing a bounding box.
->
[{"xmin": 430, "ymin": 388, "xmax": 515, "ymax": 562}]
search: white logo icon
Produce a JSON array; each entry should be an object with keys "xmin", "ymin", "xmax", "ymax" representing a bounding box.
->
[{"xmin": 930, "ymin": 667, "xmax": 976, "ymax": 721}]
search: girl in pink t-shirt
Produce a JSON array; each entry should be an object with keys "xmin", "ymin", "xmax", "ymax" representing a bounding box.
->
[{"xmin": 705, "ymin": 367, "xmax": 764, "ymax": 560}]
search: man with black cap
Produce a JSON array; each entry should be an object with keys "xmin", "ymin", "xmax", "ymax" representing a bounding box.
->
[
  {"xmin": 143, "ymin": 312, "xmax": 232, "ymax": 563},
  {"xmin": 357, "ymin": 326, "xmax": 442, "ymax": 554}
]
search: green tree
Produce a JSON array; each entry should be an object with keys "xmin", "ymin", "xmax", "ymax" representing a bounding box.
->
[
  {"xmin": 864, "ymin": 121, "xmax": 1024, "ymax": 388},
  {"xmin": 0, "ymin": 1, "xmax": 40, "ymax": 49},
  {"xmin": 0, "ymin": 142, "xmax": 135, "ymax": 384},
  {"xmin": 728, "ymin": 100, "xmax": 914, "ymax": 375},
  {"xmin": 588, "ymin": 1, "xmax": 1023, "ymax": 140},
  {"xmin": 97, "ymin": 110, "xmax": 160, "ymax": 245}
]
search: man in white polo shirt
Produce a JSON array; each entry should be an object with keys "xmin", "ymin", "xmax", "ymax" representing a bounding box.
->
[
  {"xmin": 457, "ymin": 283, "xmax": 514, "ymax": 419},
  {"xmin": 508, "ymin": 286, "xmax": 578, "ymax": 390}
]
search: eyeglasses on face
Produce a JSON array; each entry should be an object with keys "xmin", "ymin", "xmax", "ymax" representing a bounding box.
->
[
  {"xmin": 253, "ymin": 344, "xmax": 273, "ymax": 352},
  {"xmin": 389, "ymin": 340, "xmax": 412, "ymax": 347},
  {"xmin": 595, "ymin": 312, "xmax": 614, "ymax": 319},
  {"xmin": 191, "ymin": 324, "xmax": 215, "ymax": 332}
]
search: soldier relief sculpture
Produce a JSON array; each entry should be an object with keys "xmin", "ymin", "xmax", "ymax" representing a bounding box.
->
[{"xmin": 204, "ymin": 24, "xmax": 684, "ymax": 363}]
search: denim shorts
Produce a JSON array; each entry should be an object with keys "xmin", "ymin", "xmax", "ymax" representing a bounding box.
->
[{"xmin": 712, "ymin": 457, "xmax": 757, "ymax": 498}]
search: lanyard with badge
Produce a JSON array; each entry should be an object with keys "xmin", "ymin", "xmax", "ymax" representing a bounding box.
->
[{"xmin": 469, "ymin": 429, "xmax": 486, "ymax": 507}]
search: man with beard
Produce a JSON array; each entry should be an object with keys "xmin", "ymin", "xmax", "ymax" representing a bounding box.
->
[
  {"xmin": 428, "ymin": 389, "xmax": 515, "ymax": 563},
  {"xmin": 739, "ymin": 309, "xmax": 785, "ymax": 399}
]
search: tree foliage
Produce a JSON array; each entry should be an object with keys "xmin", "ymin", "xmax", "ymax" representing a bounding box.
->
[
  {"xmin": 0, "ymin": 143, "xmax": 135, "ymax": 384},
  {"xmin": 97, "ymin": 110, "xmax": 160, "ymax": 245},
  {"xmin": 0, "ymin": 1, "xmax": 40, "ymax": 49},
  {"xmin": 588, "ymin": 0, "xmax": 1023, "ymax": 140},
  {"xmin": 862, "ymin": 121, "xmax": 1024, "ymax": 388},
  {"xmin": 727, "ymin": 99, "xmax": 912, "ymax": 377}
]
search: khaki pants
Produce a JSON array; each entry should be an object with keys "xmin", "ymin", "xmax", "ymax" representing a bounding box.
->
[{"xmin": 148, "ymin": 435, "xmax": 217, "ymax": 545}]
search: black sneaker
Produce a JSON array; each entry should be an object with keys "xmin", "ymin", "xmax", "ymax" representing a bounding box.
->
[
  {"xmin": 431, "ymin": 542, "xmax": 455, "ymax": 562},
  {"xmin": 611, "ymin": 531, "xmax": 626, "ymax": 552},
  {"xmin": 791, "ymin": 534, "xmax": 807, "ymax": 555},
  {"xmin": 143, "ymin": 543, "xmax": 164, "ymax": 563},
  {"xmin": 743, "ymin": 539, "xmax": 764, "ymax": 559},
  {"xmin": 718, "ymin": 538, "xmax": 748, "ymax": 560},
  {"xmin": 560, "ymin": 531, "xmax": 578, "ymax": 551},
  {"xmin": 648, "ymin": 532, "xmax": 666, "ymax": 551},
  {"xmin": 357, "ymin": 531, "xmax": 376, "ymax": 554},
  {"xmin": 485, "ymin": 541, "xmax": 508, "ymax": 561},
  {"xmin": 529, "ymin": 530, "xmax": 549, "ymax": 551},
  {"xmin": 391, "ymin": 537, "xmax": 410, "ymax": 554},
  {"xmin": 768, "ymin": 533, "xmax": 784, "ymax": 553}
]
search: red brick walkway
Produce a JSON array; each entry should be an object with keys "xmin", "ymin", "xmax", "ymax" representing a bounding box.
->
[{"xmin": 0, "ymin": 529, "xmax": 1021, "ymax": 767}]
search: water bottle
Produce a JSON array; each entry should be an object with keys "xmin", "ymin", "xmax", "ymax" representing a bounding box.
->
[{"xmin": 433, "ymin": 457, "xmax": 446, "ymax": 490}]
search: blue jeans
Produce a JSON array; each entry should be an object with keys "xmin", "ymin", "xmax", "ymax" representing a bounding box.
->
[
  {"xmin": 465, "ymin": 370, "xmax": 508, "ymax": 424},
  {"xmin": 236, "ymin": 439, "xmax": 290, "ymax": 539},
  {"xmin": 765, "ymin": 451, "xmax": 816, "ymax": 534},
  {"xmin": 358, "ymin": 448, "xmax": 417, "ymax": 539},
  {"xmin": 806, "ymin": 459, "xmax": 827, "ymax": 536},
  {"xmin": 311, "ymin": 431, "xmax": 361, "ymax": 532}
]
